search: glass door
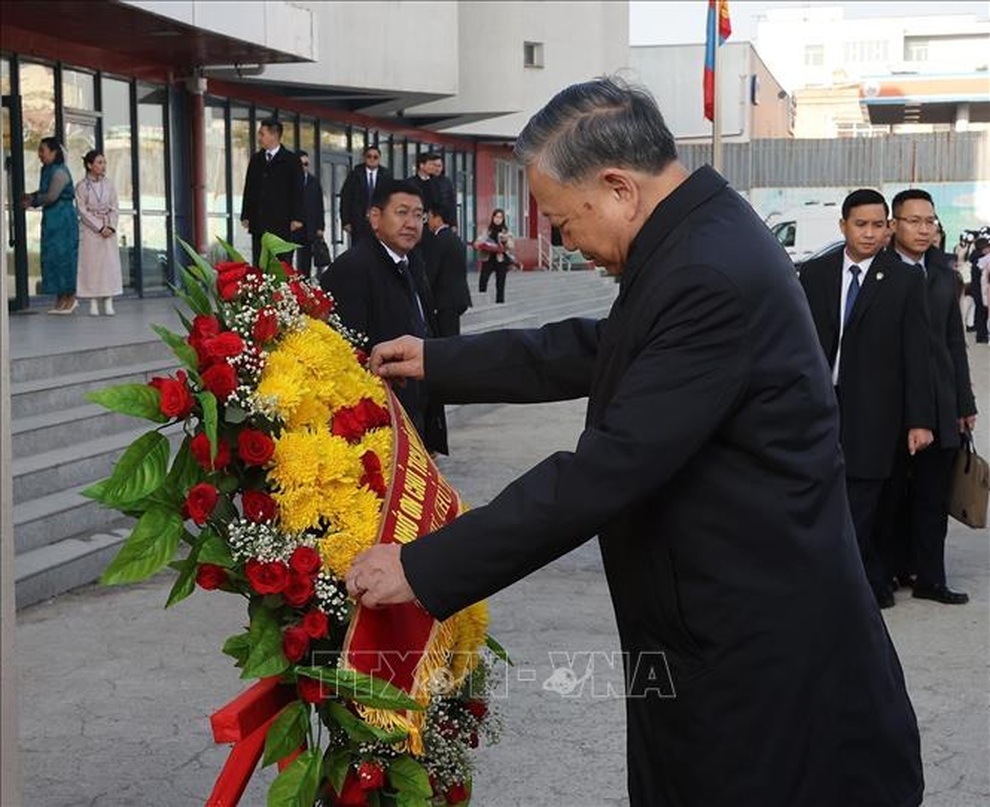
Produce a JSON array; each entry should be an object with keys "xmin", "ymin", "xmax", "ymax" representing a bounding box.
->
[
  {"xmin": 320, "ymin": 151, "xmax": 351, "ymax": 259},
  {"xmin": 3, "ymin": 90, "xmax": 29, "ymax": 310}
]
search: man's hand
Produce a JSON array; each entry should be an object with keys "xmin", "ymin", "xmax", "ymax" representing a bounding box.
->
[
  {"xmin": 907, "ymin": 428, "xmax": 933, "ymax": 455},
  {"xmin": 345, "ymin": 544, "xmax": 415, "ymax": 608},
  {"xmin": 370, "ymin": 336, "xmax": 425, "ymax": 381},
  {"xmin": 240, "ymin": 219, "xmax": 250, "ymax": 231},
  {"xmin": 959, "ymin": 415, "xmax": 977, "ymax": 433},
  {"xmin": 290, "ymin": 220, "xmax": 303, "ymax": 232}
]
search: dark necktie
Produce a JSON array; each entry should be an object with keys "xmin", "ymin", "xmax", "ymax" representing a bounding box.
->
[
  {"xmin": 266, "ymin": 151, "xmax": 273, "ymax": 163},
  {"xmin": 915, "ymin": 262, "xmax": 926, "ymax": 277},
  {"xmin": 843, "ymin": 265, "xmax": 861, "ymax": 327},
  {"xmin": 398, "ymin": 259, "xmax": 426, "ymax": 337}
]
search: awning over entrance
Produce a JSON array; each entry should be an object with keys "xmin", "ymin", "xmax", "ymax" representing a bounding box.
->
[{"xmin": 860, "ymin": 73, "xmax": 990, "ymax": 125}]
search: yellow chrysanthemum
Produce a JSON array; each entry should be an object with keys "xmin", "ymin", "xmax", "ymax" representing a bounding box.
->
[
  {"xmin": 448, "ymin": 601, "xmax": 490, "ymax": 684},
  {"xmin": 358, "ymin": 428, "xmax": 394, "ymax": 477}
]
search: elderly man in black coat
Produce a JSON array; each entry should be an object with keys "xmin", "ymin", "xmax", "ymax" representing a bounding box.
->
[
  {"xmin": 345, "ymin": 78, "xmax": 923, "ymax": 807},
  {"xmin": 320, "ymin": 179, "xmax": 447, "ymax": 455}
]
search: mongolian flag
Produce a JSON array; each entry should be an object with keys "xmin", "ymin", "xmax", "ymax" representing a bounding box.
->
[{"xmin": 703, "ymin": 0, "xmax": 732, "ymax": 121}]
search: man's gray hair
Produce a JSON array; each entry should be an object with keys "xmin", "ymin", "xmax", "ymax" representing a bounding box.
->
[{"xmin": 514, "ymin": 76, "xmax": 677, "ymax": 183}]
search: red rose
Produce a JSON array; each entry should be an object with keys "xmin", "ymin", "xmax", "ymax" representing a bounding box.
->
[
  {"xmin": 191, "ymin": 314, "xmax": 222, "ymax": 340},
  {"xmin": 280, "ymin": 260, "xmax": 298, "ymax": 277},
  {"xmin": 356, "ymin": 761, "xmax": 385, "ymax": 791},
  {"xmin": 306, "ymin": 288, "xmax": 334, "ymax": 319},
  {"xmin": 445, "ymin": 783, "xmax": 469, "ymax": 804},
  {"xmin": 195, "ymin": 563, "xmax": 227, "ymax": 590},
  {"xmin": 360, "ymin": 451, "xmax": 386, "ymax": 497},
  {"xmin": 185, "ymin": 483, "xmax": 219, "ymax": 525},
  {"xmin": 297, "ymin": 675, "xmax": 326, "ymax": 704},
  {"xmin": 204, "ymin": 331, "xmax": 245, "ymax": 361},
  {"xmin": 282, "ymin": 625, "xmax": 310, "ymax": 662},
  {"xmin": 465, "ymin": 700, "xmax": 487, "ymax": 721},
  {"xmin": 331, "ymin": 407, "xmax": 363, "ymax": 442},
  {"xmin": 189, "ymin": 432, "xmax": 231, "ymax": 471},
  {"xmin": 244, "ymin": 559, "xmax": 289, "ymax": 595},
  {"xmin": 335, "ymin": 771, "xmax": 369, "ymax": 807},
  {"xmin": 217, "ymin": 278, "xmax": 241, "ymax": 301},
  {"xmin": 283, "ymin": 572, "xmax": 315, "ymax": 608},
  {"xmin": 289, "ymin": 546, "xmax": 321, "ymax": 576},
  {"xmin": 201, "ymin": 363, "xmax": 238, "ymax": 401},
  {"xmin": 215, "ymin": 261, "xmax": 250, "ymax": 277},
  {"xmin": 301, "ymin": 609, "xmax": 329, "ymax": 639},
  {"xmin": 242, "ymin": 490, "xmax": 278, "ymax": 523},
  {"xmin": 354, "ymin": 348, "xmax": 369, "ymax": 366},
  {"xmin": 355, "ymin": 398, "xmax": 390, "ymax": 430},
  {"xmin": 149, "ymin": 371, "xmax": 194, "ymax": 419},
  {"xmin": 238, "ymin": 429, "xmax": 275, "ymax": 466},
  {"xmin": 252, "ymin": 308, "xmax": 279, "ymax": 344}
]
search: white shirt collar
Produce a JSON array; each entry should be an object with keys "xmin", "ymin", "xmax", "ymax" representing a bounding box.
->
[
  {"xmin": 378, "ymin": 240, "xmax": 407, "ymax": 265},
  {"xmin": 895, "ymin": 249, "xmax": 924, "ymax": 269},
  {"xmin": 842, "ymin": 251, "xmax": 874, "ymax": 274},
  {"xmin": 266, "ymin": 145, "xmax": 281, "ymax": 159}
]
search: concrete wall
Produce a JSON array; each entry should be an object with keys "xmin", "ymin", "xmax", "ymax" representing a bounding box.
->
[
  {"xmin": 413, "ymin": 0, "xmax": 630, "ymax": 137},
  {"xmin": 120, "ymin": 0, "xmax": 316, "ymax": 61}
]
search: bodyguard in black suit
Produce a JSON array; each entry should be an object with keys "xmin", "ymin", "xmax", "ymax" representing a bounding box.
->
[
  {"xmin": 320, "ymin": 179, "xmax": 447, "ymax": 455},
  {"xmin": 347, "ymin": 79, "xmax": 922, "ymax": 807},
  {"xmin": 423, "ymin": 205, "xmax": 471, "ymax": 336},
  {"xmin": 887, "ymin": 189, "xmax": 978, "ymax": 605},
  {"xmin": 239, "ymin": 118, "xmax": 304, "ymax": 267},
  {"xmin": 799, "ymin": 188, "xmax": 934, "ymax": 607},
  {"xmin": 339, "ymin": 145, "xmax": 391, "ymax": 247},
  {"xmin": 293, "ymin": 150, "xmax": 327, "ymax": 278}
]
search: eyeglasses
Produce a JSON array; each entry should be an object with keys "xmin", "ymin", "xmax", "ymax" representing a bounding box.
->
[
  {"xmin": 894, "ymin": 216, "xmax": 938, "ymax": 229},
  {"xmin": 300, "ymin": 162, "xmax": 310, "ymax": 168}
]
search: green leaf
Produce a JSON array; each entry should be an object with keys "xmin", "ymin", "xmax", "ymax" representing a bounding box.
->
[
  {"xmin": 197, "ymin": 391, "xmax": 219, "ymax": 457},
  {"xmin": 216, "ymin": 236, "xmax": 247, "ymax": 263},
  {"xmin": 80, "ymin": 478, "xmax": 111, "ymax": 503},
  {"xmin": 151, "ymin": 323, "xmax": 200, "ymax": 376},
  {"xmin": 224, "ymin": 404, "xmax": 249, "ymax": 424},
  {"xmin": 222, "ymin": 632, "xmax": 252, "ymax": 666},
  {"xmin": 266, "ymin": 748, "xmax": 321, "ymax": 807},
  {"xmin": 395, "ymin": 791, "xmax": 433, "ymax": 807},
  {"xmin": 485, "ymin": 634, "xmax": 513, "ymax": 666},
  {"xmin": 388, "ymin": 756, "xmax": 432, "ymax": 798},
  {"xmin": 101, "ymin": 431, "xmax": 171, "ymax": 506},
  {"xmin": 322, "ymin": 700, "xmax": 408, "ymax": 745},
  {"xmin": 199, "ymin": 529, "xmax": 235, "ymax": 567},
  {"xmin": 323, "ymin": 747, "xmax": 351, "ymax": 795},
  {"xmin": 178, "ymin": 237, "xmax": 219, "ymax": 289},
  {"xmin": 262, "ymin": 702, "xmax": 310, "ymax": 768},
  {"xmin": 217, "ymin": 474, "xmax": 240, "ymax": 495},
  {"xmin": 164, "ymin": 436, "xmax": 201, "ymax": 499},
  {"xmin": 242, "ymin": 607, "xmax": 290, "ymax": 679},
  {"xmin": 175, "ymin": 308, "xmax": 194, "ymax": 333},
  {"xmin": 86, "ymin": 384, "xmax": 168, "ymax": 423},
  {"xmin": 100, "ymin": 505, "xmax": 183, "ymax": 585},
  {"xmin": 260, "ymin": 232, "xmax": 297, "ymax": 277},
  {"xmin": 180, "ymin": 266, "xmax": 213, "ymax": 315},
  {"xmin": 165, "ymin": 553, "xmax": 198, "ymax": 608},
  {"xmin": 295, "ymin": 668, "xmax": 422, "ymax": 711}
]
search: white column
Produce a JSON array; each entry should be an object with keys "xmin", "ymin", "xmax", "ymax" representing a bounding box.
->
[{"xmin": 955, "ymin": 103, "xmax": 970, "ymax": 133}]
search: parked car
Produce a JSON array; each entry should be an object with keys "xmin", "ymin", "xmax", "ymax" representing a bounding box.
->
[{"xmin": 793, "ymin": 239, "xmax": 844, "ymax": 275}]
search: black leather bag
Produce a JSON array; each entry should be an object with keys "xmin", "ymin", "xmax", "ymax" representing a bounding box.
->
[{"xmin": 312, "ymin": 236, "xmax": 332, "ymax": 269}]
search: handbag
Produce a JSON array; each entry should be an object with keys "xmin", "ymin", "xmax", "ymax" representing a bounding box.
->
[
  {"xmin": 312, "ymin": 236, "xmax": 332, "ymax": 269},
  {"xmin": 948, "ymin": 430, "xmax": 989, "ymax": 529}
]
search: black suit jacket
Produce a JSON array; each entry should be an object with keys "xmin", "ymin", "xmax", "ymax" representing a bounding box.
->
[
  {"xmin": 800, "ymin": 248, "xmax": 934, "ymax": 478},
  {"xmin": 424, "ymin": 226, "xmax": 471, "ymax": 314},
  {"xmin": 319, "ymin": 238, "xmax": 448, "ymax": 454},
  {"xmin": 298, "ymin": 172, "xmax": 325, "ymax": 242},
  {"xmin": 887, "ymin": 246, "xmax": 977, "ymax": 448},
  {"xmin": 339, "ymin": 164, "xmax": 392, "ymax": 231},
  {"xmin": 401, "ymin": 167, "xmax": 921, "ymax": 806},
  {"xmin": 240, "ymin": 147, "xmax": 304, "ymax": 239}
]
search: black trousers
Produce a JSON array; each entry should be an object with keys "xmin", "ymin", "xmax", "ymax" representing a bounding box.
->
[
  {"xmin": 906, "ymin": 446, "xmax": 957, "ymax": 589},
  {"xmin": 479, "ymin": 260, "xmax": 507, "ymax": 303},
  {"xmin": 435, "ymin": 308, "xmax": 462, "ymax": 337},
  {"xmin": 845, "ymin": 477, "xmax": 888, "ymax": 592},
  {"xmin": 296, "ymin": 245, "xmax": 314, "ymax": 279},
  {"xmin": 876, "ymin": 444, "xmax": 913, "ymax": 582}
]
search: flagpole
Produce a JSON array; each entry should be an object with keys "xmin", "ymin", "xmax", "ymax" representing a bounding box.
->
[{"xmin": 712, "ymin": 27, "xmax": 724, "ymax": 174}]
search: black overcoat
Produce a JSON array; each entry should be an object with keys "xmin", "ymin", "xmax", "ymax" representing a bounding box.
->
[
  {"xmin": 401, "ymin": 167, "xmax": 923, "ymax": 806},
  {"xmin": 320, "ymin": 238, "xmax": 448, "ymax": 455},
  {"xmin": 799, "ymin": 247, "xmax": 934, "ymax": 478},
  {"xmin": 423, "ymin": 226, "xmax": 472, "ymax": 315},
  {"xmin": 239, "ymin": 146, "xmax": 304, "ymax": 239}
]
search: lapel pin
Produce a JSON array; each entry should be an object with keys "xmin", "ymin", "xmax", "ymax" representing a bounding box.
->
[{"xmin": 876, "ymin": 272, "xmax": 884, "ymax": 280}]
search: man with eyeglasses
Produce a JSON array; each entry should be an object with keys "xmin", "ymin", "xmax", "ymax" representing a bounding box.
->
[
  {"xmin": 321, "ymin": 179, "xmax": 447, "ymax": 455},
  {"xmin": 885, "ymin": 188, "xmax": 977, "ymax": 605}
]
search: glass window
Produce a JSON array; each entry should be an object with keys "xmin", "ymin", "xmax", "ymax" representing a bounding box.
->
[
  {"xmin": 204, "ymin": 99, "xmax": 228, "ymax": 221},
  {"xmin": 350, "ymin": 127, "xmax": 367, "ymax": 166},
  {"xmin": 117, "ymin": 214, "xmax": 136, "ymax": 291},
  {"xmin": 19, "ymin": 61, "xmax": 55, "ymax": 294},
  {"xmin": 299, "ymin": 117, "xmax": 316, "ymax": 161},
  {"xmin": 231, "ymin": 105, "xmax": 253, "ymax": 258},
  {"xmin": 1, "ymin": 56, "xmax": 10, "ymax": 95},
  {"xmin": 281, "ymin": 114, "xmax": 297, "ymax": 151},
  {"xmin": 102, "ymin": 77, "xmax": 133, "ymax": 209},
  {"xmin": 137, "ymin": 82, "xmax": 169, "ymax": 291},
  {"xmin": 63, "ymin": 112, "xmax": 97, "ymax": 181},
  {"xmin": 62, "ymin": 69, "xmax": 95, "ymax": 110},
  {"xmin": 392, "ymin": 137, "xmax": 406, "ymax": 178},
  {"xmin": 139, "ymin": 213, "xmax": 169, "ymax": 292},
  {"xmin": 523, "ymin": 41, "xmax": 545, "ymax": 68},
  {"xmin": 321, "ymin": 121, "xmax": 348, "ymax": 155},
  {"xmin": 804, "ymin": 45, "xmax": 824, "ymax": 67}
]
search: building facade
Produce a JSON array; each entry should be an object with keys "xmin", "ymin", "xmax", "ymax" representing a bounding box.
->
[{"xmin": 2, "ymin": 0, "xmax": 630, "ymax": 311}]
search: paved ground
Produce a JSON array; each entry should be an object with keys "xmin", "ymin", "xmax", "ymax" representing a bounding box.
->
[{"xmin": 13, "ymin": 337, "xmax": 989, "ymax": 807}]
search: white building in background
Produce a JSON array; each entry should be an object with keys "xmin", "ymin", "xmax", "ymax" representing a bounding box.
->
[
  {"xmin": 754, "ymin": 6, "xmax": 990, "ymax": 137},
  {"xmin": 630, "ymin": 42, "xmax": 791, "ymax": 144}
]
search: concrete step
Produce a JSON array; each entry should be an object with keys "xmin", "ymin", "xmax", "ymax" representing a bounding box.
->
[
  {"xmin": 13, "ymin": 482, "xmax": 131, "ymax": 554},
  {"xmin": 10, "ymin": 338, "xmax": 172, "ymax": 383},
  {"xmin": 12, "ymin": 423, "xmax": 185, "ymax": 505},
  {"xmin": 11, "ymin": 403, "xmax": 149, "ymax": 458},
  {"xmin": 11, "ymin": 357, "xmax": 178, "ymax": 419},
  {"xmin": 14, "ymin": 525, "xmax": 133, "ymax": 609}
]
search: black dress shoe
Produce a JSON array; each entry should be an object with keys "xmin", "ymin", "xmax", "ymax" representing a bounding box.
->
[
  {"xmin": 874, "ymin": 587, "xmax": 896, "ymax": 609},
  {"xmin": 912, "ymin": 584, "xmax": 969, "ymax": 605}
]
